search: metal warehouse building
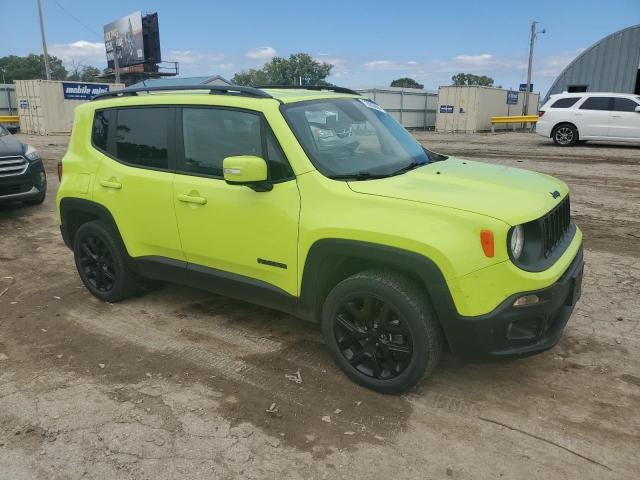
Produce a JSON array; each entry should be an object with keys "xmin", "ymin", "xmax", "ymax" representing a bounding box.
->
[{"xmin": 543, "ymin": 24, "xmax": 640, "ymax": 102}]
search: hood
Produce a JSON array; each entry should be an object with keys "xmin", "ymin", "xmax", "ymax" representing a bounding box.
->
[
  {"xmin": 347, "ymin": 158, "xmax": 568, "ymax": 225},
  {"xmin": 0, "ymin": 133, "xmax": 25, "ymax": 157}
]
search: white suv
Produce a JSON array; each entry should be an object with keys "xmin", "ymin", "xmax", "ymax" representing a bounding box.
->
[{"xmin": 537, "ymin": 92, "xmax": 640, "ymax": 146}]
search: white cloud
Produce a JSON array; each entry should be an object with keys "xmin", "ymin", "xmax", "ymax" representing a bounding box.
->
[
  {"xmin": 452, "ymin": 53, "xmax": 494, "ymax": 67},
  {"xmin": 535, "ymin": 49, "xmax": 583, "ymax": 77},
  {"xmin": 364, "ymin": 60, "xmax": 419, "ymax": 70},
  {"xmin": 246, "ymin": 46, "xmax": 277, "ymax": 59},
  {"xmin": 166, "ymin": 50, "xmax": 225, "ymax": 65},
  {"xmin": 49, "ymin": 40, "xmax": 105, "ymax": 67}
]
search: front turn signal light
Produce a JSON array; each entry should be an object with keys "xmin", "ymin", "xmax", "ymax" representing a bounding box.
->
[{"xmin": 480, "ymin": 229, "xmax": 494, "ymax": 257}]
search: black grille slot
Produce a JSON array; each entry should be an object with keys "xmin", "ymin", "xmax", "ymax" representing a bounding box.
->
[
  {"xmin": 0, "ymin": 156, "xmax": 28, "ymax": 177},
  {"xmin": 541, "ymin": 196, "xmax": 571, "ymax": 257}
]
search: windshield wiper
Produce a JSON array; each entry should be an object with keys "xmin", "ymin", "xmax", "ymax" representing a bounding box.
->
[
  {"xmin": 327, "ymin": 172, "xmax": 390, "ymax": 181},
  {"xmin": 389, "ymin": 160, "xmax": 428, "ymax": 176}
]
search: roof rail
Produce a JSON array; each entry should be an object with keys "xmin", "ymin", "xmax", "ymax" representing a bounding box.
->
[
  {"xmin": 92, "ymin": 85, "xmax": 273, "ymax": 101},
  {"xmin": 257, "ymin": 85, "xmax": 361, "ymax": 96}
]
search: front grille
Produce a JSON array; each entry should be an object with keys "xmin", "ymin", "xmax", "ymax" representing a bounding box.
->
[
  {"xmin": 541, "ymin": 195, "xmax": 571, "ymax": 257},
  {"xmin": 0, "ymin": 156, "xmax": 28, "ymax": 177}
]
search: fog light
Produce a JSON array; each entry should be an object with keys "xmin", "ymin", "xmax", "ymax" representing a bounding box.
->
[
  {"xmin": 506, "ymin": 317, "xmax": 541, "ymax": 341},
  {"xmin": 513, "ymin": 294, "xmax": 540, "ymax": 307}
]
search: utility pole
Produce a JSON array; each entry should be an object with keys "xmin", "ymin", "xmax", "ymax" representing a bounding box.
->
[
  {"xmin": 524, "ymin": 21, "xmax": 545, "ymax": 115},
  {"xmin": 37, "ymin": 0, "xmax": 51, "ymax": 80}
]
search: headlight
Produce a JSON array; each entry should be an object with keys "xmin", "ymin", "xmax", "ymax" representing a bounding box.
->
[
  {"xmin": 509, "ymin": 225, "xmax": 524, "ymax": 259},
  {"xmin": 24, "ymin": 144, "xmax": 41, "ymax": 161}
]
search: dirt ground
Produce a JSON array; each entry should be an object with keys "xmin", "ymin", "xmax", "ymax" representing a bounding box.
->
[{"xmin": 1, "ymin": 131, "xmax": 639, "ymax": 479}]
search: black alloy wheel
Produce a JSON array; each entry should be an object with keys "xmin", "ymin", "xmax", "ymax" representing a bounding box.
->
[
  {"xmin": 78, "ymin": 234, "xmax": 117, "ymax": 293},
  {"xmin": 334, "ymin": 294, "xmax": 413, "ymax": 380}
]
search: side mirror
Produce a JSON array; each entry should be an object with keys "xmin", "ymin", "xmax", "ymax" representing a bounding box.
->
[
  {"xmin": 635, "ymin": 105, "xmax": 640, "ymax": 113},
  {"xmin": 223, "ymin": 155, "xmax": 272, "ymax": 191}
]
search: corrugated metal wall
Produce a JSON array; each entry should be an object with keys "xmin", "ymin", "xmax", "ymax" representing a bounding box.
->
[
  {"xmin": 356, "ymin": 87, "xmax": 437, "ymax": 129},
  {"xmin": 544, "ymin": 24, "xmax": 640, "ymax": 102},
  {"xmin": 0, "ymin": 84, "xmax": 16, "ymax": 116}
]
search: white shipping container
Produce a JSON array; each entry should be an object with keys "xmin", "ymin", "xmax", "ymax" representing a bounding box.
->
[
  {"xmin": 15, "ymin": 80, "xmax": 124, "ymax": 135},
  {"xmin": 436, "ymin": 86, "xmax": 540, "ymax": 133},
  {"xmin": 356, "ymin": 87, "xmax": 438, "ymax": 129}
]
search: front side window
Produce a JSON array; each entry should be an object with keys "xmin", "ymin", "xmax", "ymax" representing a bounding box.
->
[
  {"xmin": 580, "ymin": 97, "xmax": 612, "ymax": 111},
  {"xmin": 115, "ymin": 108, "xmax": 169, "ymax": 169},
  {"xmin": 612, "ymin": 97, "xmax": 640, "ymax": 112},
  {"xmin": 282, "ymin": 98, "xmax": 443, "ymax": 179},
  {"xmin": 181, "ymin": 107, "xmax": 293, "ymax": 180},
  {"xmin": 550, "ymin": 97, "xmax": 580, "ymax": 108}
]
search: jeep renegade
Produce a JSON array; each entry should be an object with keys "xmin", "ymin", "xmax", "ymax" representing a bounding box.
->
[{"xmin": 57, "ymin": 85, "xmax": 584, "ymax": 393}]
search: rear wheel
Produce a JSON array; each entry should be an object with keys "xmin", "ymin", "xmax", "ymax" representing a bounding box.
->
[
  {"xmin": 73, "ymin": 221, "xmax": 141, "ymax": 302},
  {"xmin": 321, "ymin": 270, "xmax": 443, "ymax": 394},
  {"xmin": 552, "ymin": 124, "xmax": 578, "ymax": 146}
]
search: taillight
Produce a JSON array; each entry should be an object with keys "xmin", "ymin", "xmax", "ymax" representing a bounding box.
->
[
  {"xmin": 538, "ymin": 110, "xmax": 545, "ymax": 117},
  {"xmin": 57, "ymin": 161, "xmax": 63, "ymax": 181}
]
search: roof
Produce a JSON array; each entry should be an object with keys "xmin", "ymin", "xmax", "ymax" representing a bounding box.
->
[
  {"xmin": 543, "ymin": 24, "xmax": 640, "ymax": 102},
  {"xmin": 261, "ymin": 88, "xmax": 358, "ymax": 103},
  {"xmin": 128, "ymin": 75, "xmax": 232, "ymax": 89}
]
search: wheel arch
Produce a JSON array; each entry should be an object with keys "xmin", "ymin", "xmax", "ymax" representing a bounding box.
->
[
  {"xmin": 59, "ymin": 198, "xmax": 128, "ymax": 256},
  {"xmin": 297, "ymin": 239, "xmax": 458, "ymax": 330},
  {"xmin": 551, "ymin": 121, "xmax": 579, "ymax": 139}
]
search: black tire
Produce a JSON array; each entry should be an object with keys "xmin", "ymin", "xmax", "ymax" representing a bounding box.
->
[
  {"xmin": 321, "ymin": 270, "xmax": 443, "ymax": 394},
  {"xmin": 552, "ymin": 123, "xmax": 579, "ymax": 147},
  {"xmin": 73, "ymin": 220, "xmax": 141, "ymax": 302}
]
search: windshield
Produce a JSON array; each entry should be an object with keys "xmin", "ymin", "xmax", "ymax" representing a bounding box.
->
[{"xmin": 282, "ymin": 98, "xmax": 444, "ymax": 179}]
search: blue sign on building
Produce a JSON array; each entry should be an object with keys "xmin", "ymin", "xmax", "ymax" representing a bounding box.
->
[
  {"xmin": 439, "ymin": 105, "xmax": 454, "ymax": 114},
  {"xmin": 19, "ymin": 99, "xmax": 29, "ymax": 109},
  {"xmin": 507, "ymin": 91, "xmax": 519, "ymax": 105},
  {"xmin": 62, "ymin": 82, "xmax": 110, "ymax": 100},
  {"xmin": 519, "ymin": 83, "xmax": 533, "ymax": 92}
]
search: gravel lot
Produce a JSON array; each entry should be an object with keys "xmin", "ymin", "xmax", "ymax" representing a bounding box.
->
[{"xmin": 1, "ymin": 131, "xmax": 638, "ymax": 479}]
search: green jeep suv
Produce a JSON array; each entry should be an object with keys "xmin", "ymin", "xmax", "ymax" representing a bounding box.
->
[{"xmin": 56, "ymin": 85, "xmax": 584, "ymax": 393}]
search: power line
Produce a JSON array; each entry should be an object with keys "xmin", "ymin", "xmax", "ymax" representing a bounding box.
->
[{"xmin": 51, "ymin": 0, "xmax": 102, "ymax": 39}]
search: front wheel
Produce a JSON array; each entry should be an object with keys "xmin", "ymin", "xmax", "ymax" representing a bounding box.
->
[
  {"xmin": 552, "ymin": 124, "xmax": 578, "ymax": 146},
  {"xmin": 321, "ymin": 270, "xmax": 443, "ymax": 394}
]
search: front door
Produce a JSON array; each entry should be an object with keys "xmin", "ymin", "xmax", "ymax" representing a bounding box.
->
[
  {"xmin": 608, "ymin": 97, "xmax": 640, "ymax": 139},
  {"xmin": 172, "ymin": 106, "xmax": 300, "ymax": 296}
]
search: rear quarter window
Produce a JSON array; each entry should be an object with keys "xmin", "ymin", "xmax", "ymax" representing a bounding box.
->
[
  {"xmin": 550, "ymin": 97, "xmax": 580, "ymax": 108},
  {"xmin": 91, "ymin": 110, "xmax": 110, "ymax": 151}
]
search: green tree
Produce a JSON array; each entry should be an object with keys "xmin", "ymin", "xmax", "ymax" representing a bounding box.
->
[
  {"xmin": 0, "ymin": 54, "xmax": 67, "ymax": 82},
  {"xmin": 232, "ymin": 53, "xmax": 333, "ymax": 86},
  {"xmin": 390, "ymin": 77, "xmax": 424, "ymax": 89},
  {"xmin": 80, "ymin": 66, "xmax": 101, "ymax": 82},
  {"xmin": 451, "ymin": 73, "xmax": 494, "ymax": 87}
]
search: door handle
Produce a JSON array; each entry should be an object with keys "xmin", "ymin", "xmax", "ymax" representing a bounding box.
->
[
  {"xmin": 99, "ymin": 179, "xmax": 122, "ymax": 190},
  {"xmin": 611, "ymin": 115, "xmax": 621, "ymax": 118},
  {"xmin": 177, "ymin": 193, "xmax": 207, "ymax": 205}
]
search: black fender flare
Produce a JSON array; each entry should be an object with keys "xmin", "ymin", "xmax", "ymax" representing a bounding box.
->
[{"xmin": 296, "ymin": 239, "xmax": 458, "ymax": 331}]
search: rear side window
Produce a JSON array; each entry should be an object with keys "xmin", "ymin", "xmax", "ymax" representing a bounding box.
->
[
  {"xmin": 114, "ymin": 108, "xmax": 169, "ymax": 169},
  {"xmin": 579, "ymin": 97, "xmax": 612, "ymax": 111},
  {"xmin": 92, "ymin": 110, "xmax": 110, "ymax": 151},
  {"xmin": 181, "ymin": 107, "xmax": 293, "ymax": 180},
  {"xmin": 550, "ymin": 97, "xmax": 580, "ymax": 108},
  {"xmin": 612, "ymin": 97, "xmax": 639, "ymax": 112}
]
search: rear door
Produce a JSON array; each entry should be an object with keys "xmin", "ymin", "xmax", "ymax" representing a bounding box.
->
[
  {"xmin": 92, "ymin": 106, "xmax": 185, "ymax": 261},
  {"xmin": 608, "ymin": 97, "xmax": 640, "ymax": 139},
  {"xmin": 172, "ymin": 106, "xmax": 300, "ymax": 296},
  {"xmin": 574, "ymin": 96, "xmax": 613, "ymax": 137}
]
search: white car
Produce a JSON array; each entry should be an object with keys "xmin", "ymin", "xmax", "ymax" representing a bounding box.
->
[{"xmin": 537, "ymin": 92, "xmax": 640, "ymax": 146}]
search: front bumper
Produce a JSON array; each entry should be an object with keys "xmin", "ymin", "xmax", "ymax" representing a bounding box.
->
[
  {"xmin": 0, "ymin": 159, "xmax": 46, "ymax": 204},
  {"xmin": 445, "ymin": 245, "xmax": 584, "ymax": 360}
]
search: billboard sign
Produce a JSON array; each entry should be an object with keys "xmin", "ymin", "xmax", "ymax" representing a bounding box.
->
[
  {"xmin": 62, "ymin": 82, "xmax": 111, "ymax": 100},
  {"xmin": 104, "ymin": 12, "xmax": 145, "ymax": 68},
  {"xmin": 506, "ymin": 91, "xmax": 519, "ymax": 105}
]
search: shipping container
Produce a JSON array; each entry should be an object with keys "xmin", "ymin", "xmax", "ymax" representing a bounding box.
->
[
  {"xmin": 15, "ymin": 80, "xmax": 124, "ymax": 135},
  {"xmin": 436, "ymin": 85, "xmax": 540, "ymax": 133},
  {"xmin": 356, "ymin": 87, "xmax": 437, "ymax": 129}
]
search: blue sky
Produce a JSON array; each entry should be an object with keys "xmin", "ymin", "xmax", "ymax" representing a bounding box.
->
[{"xmin": 2, "ymin": 0, "xmax": 639, "ymax": 95}]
